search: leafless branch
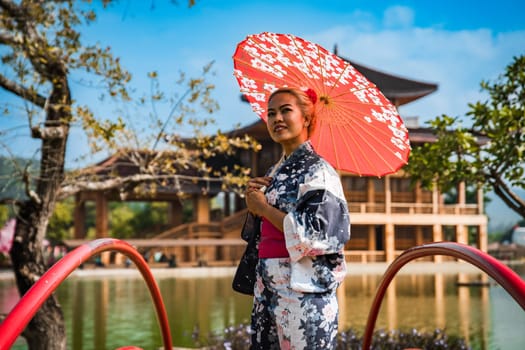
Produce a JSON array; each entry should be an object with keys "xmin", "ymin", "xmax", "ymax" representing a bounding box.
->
[
  {"xmin": 0, "ymin": 73, "xmax": 46, "ymax": 108},
  {"xmin": 58, "ymin": 173, "xmax": 223, "ymax": 199},
  {"xmin": 22, "ymin": 163, "xmax": 41, "ymax": 205}
]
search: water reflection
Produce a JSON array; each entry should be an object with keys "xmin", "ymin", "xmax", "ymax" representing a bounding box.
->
[{"xmin": 2, "ymin": 265, "xmax": 524, "ymax": 350}]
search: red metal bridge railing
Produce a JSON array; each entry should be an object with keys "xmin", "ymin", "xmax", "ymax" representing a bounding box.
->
[
  {"xmin": 0, "ymin": 238, "xmax": 172, "ymax": 350},
  {"xmin": 1, "ymin": 240, "xmax": 524, "ymax": 349},
  {"xmin": 361, "ymin": 241, "xmax": 525, "ymax": 349}
]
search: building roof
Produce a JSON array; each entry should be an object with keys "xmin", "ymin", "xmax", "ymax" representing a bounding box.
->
[
  {"xmin": 239, "ymin": 55, "xmax": 438, "ymax": 107},
  {"xmin": 229, "ymin": 119, "xmax": 490, "ymax": 146},
  {"xmin": 228, "ymin": 119, "xmax": 440, "ymax": 145},
  {"xmin": 77, "ymin": 150, "xmax": 224, "ymax": 197},
  {"xmin": 344, "ymin": 58, "xmax": 438, "ymax": 106}
]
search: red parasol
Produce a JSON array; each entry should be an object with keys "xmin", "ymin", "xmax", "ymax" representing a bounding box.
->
[{"xmin": 233, "ymin": 32, "xmax": 410, "ymax": 176}]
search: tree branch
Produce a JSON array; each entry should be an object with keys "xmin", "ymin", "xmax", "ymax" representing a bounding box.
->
[
  {"xmin": 0, "ymin": 73, "xmax": 46, "ymax": 107},
  {"xmin": 490, "ymin": 171, "xmax": 525, "ymax": 218},
  {"xmin": 0, "ymin": 32, "xmax": 17, "ymax": 46},
  {"xmin": 1, "ymin": 0, "xmax": 68, "ymax": 84},
  {"xmin": 0, "ymin": 0, "xmax": 19, "ymax": 14},
  {"xmin": 22, "ymin": 164, "xmax": 41, "ymax": 205},
  {"xmin": 58, "ymin": 173, "xmax": 224, "ymax": 199}
]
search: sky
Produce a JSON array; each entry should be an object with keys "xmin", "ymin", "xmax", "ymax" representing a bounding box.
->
[{"xmin": 1, "ymin": 0, "xmax": 524, "ymax": 231}]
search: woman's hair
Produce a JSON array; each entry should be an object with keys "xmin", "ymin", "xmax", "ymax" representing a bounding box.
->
[{"xmin": 268, "ymin": 87, "xmax": 317, "ymax": 136}]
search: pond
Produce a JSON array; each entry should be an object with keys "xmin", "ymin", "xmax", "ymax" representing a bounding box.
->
[{"xmin": 2, "ymin": 263, "xmax": 524, "ymax": 350}]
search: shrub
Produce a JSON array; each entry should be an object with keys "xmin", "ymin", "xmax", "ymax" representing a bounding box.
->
[{"xmin": 193, "ymin": 324, "xmax": 470, "ymax": 350}]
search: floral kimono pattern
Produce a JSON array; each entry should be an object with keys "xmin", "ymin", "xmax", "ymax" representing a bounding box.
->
[{"xmin": 251, "ymin": 141, "xmax": 350, "ymax": 350}]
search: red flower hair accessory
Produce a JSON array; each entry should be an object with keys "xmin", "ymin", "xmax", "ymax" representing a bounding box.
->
[{"xmin": 303, "ymin": 87, "xmax": 317, "ymax": 105}]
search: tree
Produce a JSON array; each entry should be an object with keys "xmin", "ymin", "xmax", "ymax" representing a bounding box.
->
[
  {"xmin": 405, "ymin": 55, "xmax": 525, "ymax": 220},
  {"xmin": 0, "ymin": 1, "xmax": 256, "ymax": 348}
]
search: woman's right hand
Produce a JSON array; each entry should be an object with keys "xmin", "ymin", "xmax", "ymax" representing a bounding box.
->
[{"xmin": 245, "ymin": 177, "xmax": 272, "ymax": 217}]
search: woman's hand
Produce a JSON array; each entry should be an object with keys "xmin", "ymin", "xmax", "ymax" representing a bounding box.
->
[
  {"xmin": 245, "ymin": 176, "xmax": 286, "ymax": 231},
  {"xmin": 247, "ymin": 176, "xmax": 272, "ymax": 192},
  {"xmin": 245, "ymin": 177, "xmax": 272, "ymax": 216}
]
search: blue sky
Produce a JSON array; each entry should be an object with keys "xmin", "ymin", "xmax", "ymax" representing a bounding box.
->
[
  {"xmin": 79, "ymin": 0, "xmax": 525, "ymax": 134},
  {"xmin": 1, "ymin": 0, "xmax": 524, "ymax": 230}
]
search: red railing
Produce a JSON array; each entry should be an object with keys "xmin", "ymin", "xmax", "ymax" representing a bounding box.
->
[
  {"xmin": 0, "ymin": 238, "xmax": 172, "ymax": 350},
  {"xmin": 1, "ymin": 240, "xmax": 524, "ymax": 350},
  {"xmin": 361, "ymin": 241, "xmax": 525, "ymax": 350}
]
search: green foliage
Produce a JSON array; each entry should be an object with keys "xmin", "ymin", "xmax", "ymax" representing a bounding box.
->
[
  {"xmin": 109, "ymin": 202, "xmax": 169, "ymax": 238},
  {"xmin": 0, "ymin": 205, "xmax": 10, "ymax": 224},
  {"xmin": 405, "ymin": 56, "xmax": 525, "ymax": 219},
  {"xmin": 48, "ymin": 200, "xmax": 176, "ymax": 240},
  {"xmin": 47, "ymin": 198, "xmax": 74, "ymax": 241},
  {"xmin": 135, "ymin": 202, "xmax": 172, "ymax": 235},
  {"xmin": 108, "ymin": 202, "xmax": 136, "ymax": 238},
  {"xmin": 406, "ymin": 114, "xmax": 483, "ymax": 192}
]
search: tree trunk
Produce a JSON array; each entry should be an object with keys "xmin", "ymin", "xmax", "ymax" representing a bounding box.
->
[
  {"xmin": 9, "ymin": 85, "xmax": 70, "ymax": 349},
  {"xmin": 10, "ymin": 202, "xmax": 67, "ymax": 350}
]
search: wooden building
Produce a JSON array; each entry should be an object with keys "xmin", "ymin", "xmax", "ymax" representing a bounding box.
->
[
  {"xmin": 67, "ymin": 58, "xmax": 487, "ymax": 266},
  {"xmin": 230, "ymin": 120, "xmax": 488, "ymax": 264}
]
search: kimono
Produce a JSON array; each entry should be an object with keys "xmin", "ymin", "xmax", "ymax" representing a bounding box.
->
[{"xmin": 251, "ymin": 141, "xmax": 351, "ymax": 350}]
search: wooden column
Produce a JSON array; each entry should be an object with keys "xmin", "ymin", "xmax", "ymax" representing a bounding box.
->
[
  {"xmin": 477, "ymin": 187, "xmax": 484, "ymax": 215},
  {"xmin": 456, "ymin": 224, "xmax": 468, "ymax": 245},
  {"xmin": 385, "ymin": 223, "xmax": 395, "ymax": 263},
  {"xmin": 432, "ymin": 183, "xmax": 440, "ymax": 214},
  {"xmin": 195, "ymin": 195, "xmax": 210, "ymax": 223},
  {"xmin": 415, "ymin": 180, "xmax": 422, "ymax": 205},
  {"xmin": 95, "ymin": 192, "xmax": 108, "ymax": 238},
  {"xmin": 74, "ymin": 193, "xmax": 86, "ymax": 239},
  {"xmin": 167, "ymin": 200, "xmax": 183, "ymax": 227},
  {"xmin": 385, "ymin": 176, "xmax": 391, "ymax": 214},
  {"xmin": 367, "ymin": 225, "xmax": 376, "ymax": 251},
  {"xmin": 478, "ymin": 224, "xmax": 488, "ymax": 252},
  {"xmin": 415, "ymin": 226, "xmax": 424, "ymax": 246},
  {"xmin": 95, "ymin": 192, "xmax": 110, "ymax": 265},
  {"xmin": 458, "ymin": 181, "xmax": 466, "ymax": 205},
  {"xmin": 432, "ymin": 224, "xmax": 443, "ymax": 263},
  {"xmin": 367, "ymin": 178, "xmax": 375, "ymax": 202}
]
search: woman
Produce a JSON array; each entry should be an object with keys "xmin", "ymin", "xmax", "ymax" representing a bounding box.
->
[{"xmin": 245, "ymin": 87, "xmax": 351, "ymax": 349}]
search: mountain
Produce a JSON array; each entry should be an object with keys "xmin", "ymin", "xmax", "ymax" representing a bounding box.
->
[{"xmin": 0, "ymin": 157, "xmax": 38, "ymax": 200}]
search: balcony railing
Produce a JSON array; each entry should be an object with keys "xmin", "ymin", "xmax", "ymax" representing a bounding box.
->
[{"xmin": 348, "ymin": 202, "xmax": 481, "ymax": 215}]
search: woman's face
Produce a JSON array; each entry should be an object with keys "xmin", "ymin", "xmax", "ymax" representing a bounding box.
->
[{"xmin": 267, "ymin": 92, "xmax": 309, "ymax": 155}]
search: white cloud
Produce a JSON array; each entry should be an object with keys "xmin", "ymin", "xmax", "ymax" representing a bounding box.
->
[
  {"xmin": 383, "ymin": 6, "xmax": 415, "ymax": 29},
  {"xmin": 308, "ymin": 25, "xmax": 525, "ymax": 125}
]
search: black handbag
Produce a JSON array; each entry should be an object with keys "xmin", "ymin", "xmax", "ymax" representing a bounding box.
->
[{"xmin": 232, "ymin": 212, "xmax": 261, "ymax": 295}]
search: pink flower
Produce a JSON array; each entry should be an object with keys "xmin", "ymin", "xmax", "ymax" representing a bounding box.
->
[{"xmin": 0, "ymin": 219, "xmax": 16, "ymax": 254}]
